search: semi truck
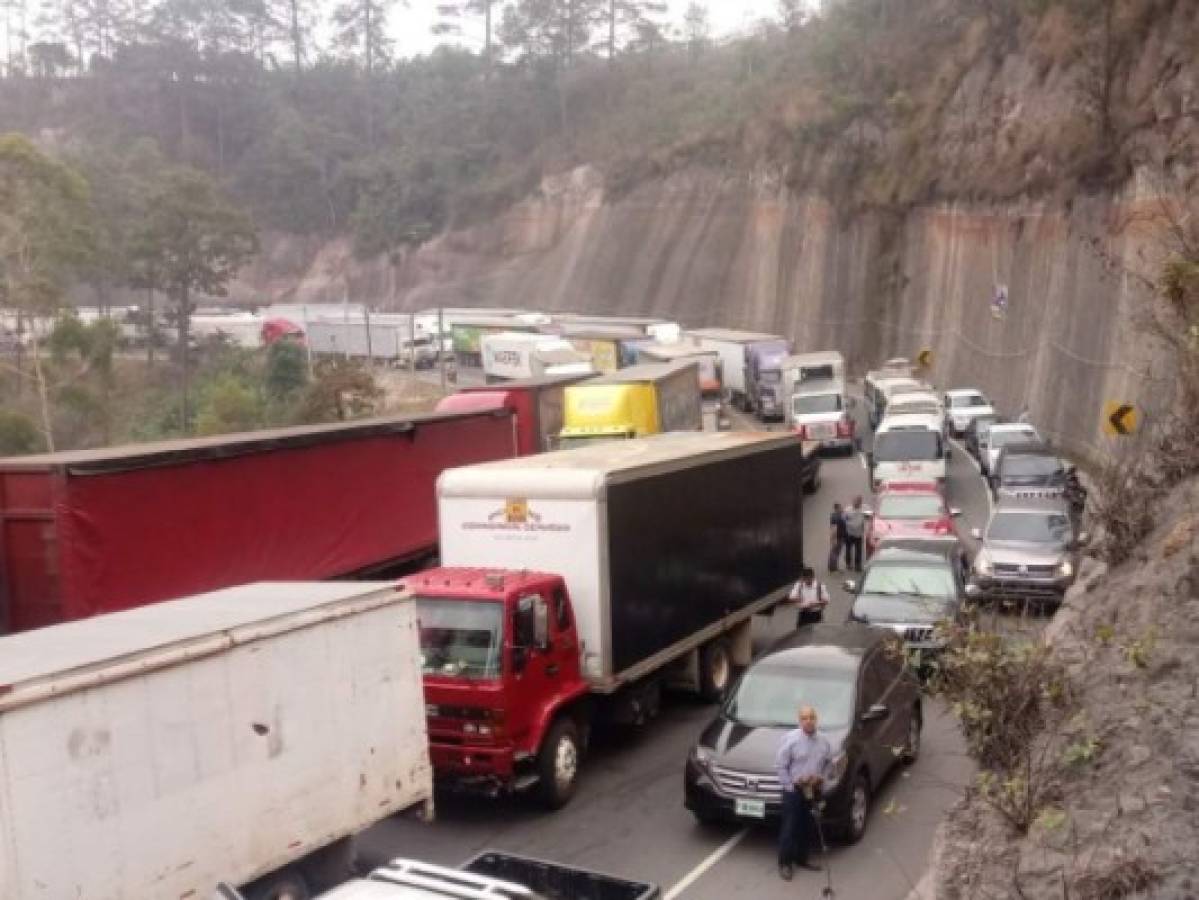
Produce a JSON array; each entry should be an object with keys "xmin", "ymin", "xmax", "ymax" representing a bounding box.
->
[
  {"xmin": 0, "ymin": 581, "xmax": 433, "ymax": 900},
  {"xmin": 433, "ymin": 374, "xmax": 593, "ymax": 455},
  {"xmin": 480, "ymin": 331, "xmax": 595, "ymax": 382},
  {"xmin": 558, "ymin": 360, "xmax": 702, "ymax": 448},
  {"xmin": 0, "ymin": 409, "xmax": 516, "ymax": 633},
  {"xmin": 407, "ymin": 432, "xmax": 807, "ymax": 808},
  {"xmin": 686, "ymin": 328, "xmax": 792, "ymax": 419}
]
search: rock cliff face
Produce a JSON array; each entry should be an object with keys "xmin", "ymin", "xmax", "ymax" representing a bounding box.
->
[{"xmin": 238, "ymin": 164, "xmax": 1169, "ymax": 460}]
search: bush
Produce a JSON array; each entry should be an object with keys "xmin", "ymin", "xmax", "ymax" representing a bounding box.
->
[{"xmin": 0, "ymin": 409, "xmax": 43, "ymax": 455}]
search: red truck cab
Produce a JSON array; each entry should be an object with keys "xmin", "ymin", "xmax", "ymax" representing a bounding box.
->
[{"xmin": 405, "ymin": 567, "xmax": 590, "ymax": 808}]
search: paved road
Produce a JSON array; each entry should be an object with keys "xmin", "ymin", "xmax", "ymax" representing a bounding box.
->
[{"xmin": 356, "ymin": 391, "xmax": 995, "ymax": 898}]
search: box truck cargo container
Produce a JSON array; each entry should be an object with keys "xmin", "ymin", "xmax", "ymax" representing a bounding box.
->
[
  {"xmin": 481, "ymin": 332, "xmax": 595, "ymax": 382},
  {"xmin": 407, "ymin": 432, "xmax": 807, "ymax": 807},
  {"xmin": 685, "ymin": 329, "xmax": 791, "ymax": 419},
  {"xmin": 434, "ymin": 374, "xmax": 593, "ymax": 455},
  {"xmin": 635, "ymin": 342, "xmax": 727, "ymax": 431},
  {"xmin": 558, "ymin": 327, "xmax": 653, "ymax": 373},
  {"xmin": 0, "ymin": 409, "xmax": 516, "ymax": 633},
  {"xmin": 451, "ymin": 316, "xmax": 544, "ymax": 367},
  {"xmin": 558, "ymin": 361, "xmax": 702, "ymax": 448},
  {"xmin": 0, "ymin": 581, "xmax": 433, "ymax": 900}
]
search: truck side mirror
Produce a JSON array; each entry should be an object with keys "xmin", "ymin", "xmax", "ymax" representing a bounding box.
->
[{"xmin": 515, "ymin": 596, "xmax": 537, "ymax": 648}]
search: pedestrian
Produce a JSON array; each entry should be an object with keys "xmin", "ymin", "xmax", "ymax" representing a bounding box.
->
[
  {"xmin": 775, "ymin": 705, "xmax": 833, "ymax": 881},
  {"xmin": 787, "ymin": 567, "xmax": 830, "ymax": 629},
  {"xmin": 828, "ymin": 502, "xmax": 846, "ymax": 572},
  {"xmin": 843, "ymin": 495, "xmax": 866, "ymax": 572}
]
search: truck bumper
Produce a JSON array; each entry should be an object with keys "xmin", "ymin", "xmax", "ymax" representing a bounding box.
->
[
  {"xmin": 430, "ymin": 741, "xmax": 518, "ymax": 792},
  {"xmin": 970, "ymin": 577, "xmax": 1070, "ymax": 605}
]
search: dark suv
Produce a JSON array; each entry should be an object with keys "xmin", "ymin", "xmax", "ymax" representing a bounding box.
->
[
  {"xmin": 684, "ymin": 625, "xmax": 921, "ymax": 844},
  {"xmin": 990, "ymin": 442, "xmax": 1067, "ymax": 502}
]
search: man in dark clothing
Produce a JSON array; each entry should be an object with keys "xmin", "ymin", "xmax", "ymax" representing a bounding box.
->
[
  {"xmin": 843, "ymin": 495, "xmax": 866, "ymax": 572},
  {"xmin": 828, "ymin": 502, "xmax": 847, "ymax": 572}
]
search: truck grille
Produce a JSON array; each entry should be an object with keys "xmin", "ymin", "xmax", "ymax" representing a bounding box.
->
[
  {"xmin": 711, "ymin": 764, "xmax": 781, "ymax": 801},
  {"xmin": 993, "ymin": 563, "xmax": 1057, "ymax": 578}
]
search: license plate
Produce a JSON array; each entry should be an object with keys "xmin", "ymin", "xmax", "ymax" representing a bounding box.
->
[
  {"xmin": 735, "ymin": 798, "xmax": 766, "ymax": 819},
  {"xmin": 808, "ymin": 423, "xmax": 836, "ymax": 439}
]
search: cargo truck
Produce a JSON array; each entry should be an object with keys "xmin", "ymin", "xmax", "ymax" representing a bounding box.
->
[
  {"xmin": 0, "ymin": 581, "xmax": 433, "ymax": 900},
  {"xmin": 558, "ymin": 360, "xmax": 702, "ymax": 448},
  {"xmin": 686, "ymin": 329, "xmax": 791, "ymax": 419},
  {"xmin": 433, "ymin": 374, "xmax": 593, "ymax": 455},
  {"xmin": 635, "ymin": 341, "xmax": 726, "ymax": 431},
  {"xmin": 407, "ymin": 432, "xmax": 806, "ymax": 808},
  {"xmin": 560, "ymin": 326, "xmax": 654, "ymax": 373},
  {"xmin": 480, "ymin": 331, "xmax": 595, "ymax": 382},
  {"xmin": 0, "ymin": 409, "xmax": 516, "ymax": 633}
]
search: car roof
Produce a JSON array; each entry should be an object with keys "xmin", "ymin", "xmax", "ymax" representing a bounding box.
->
[
  {"xmin": 759, "ymin": 623, "xmax": 890, "ymax": 670},
  {"xmin": 878, "ymin": 412, "xmax": 943, "ymax": 430},
  {"xmin": 945, "ymin": 388, "xmax": 986, "ymax": 397},
  {"xmin": 869, "ymin": 545, "xmax": 958, "ymax": 565},
  {"xmin": 993, "ymin": 496, "xmax": 1071, "ymax": 514},
  {"xmin": 998, "ymin": 441, "xmax": 1058, "ymax": 458},
  {"xmin": 874, "ymin": 536, "xmax": 965, "ymax": 557}
]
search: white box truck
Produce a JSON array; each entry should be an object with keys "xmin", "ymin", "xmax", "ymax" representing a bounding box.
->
[
  {"xmin": 0, "ymin": 582, "xmax": 433, "ymax": 900},
  {"xmin": 481, "ymin": 331, "xmax": 595, "ymax": 382}
]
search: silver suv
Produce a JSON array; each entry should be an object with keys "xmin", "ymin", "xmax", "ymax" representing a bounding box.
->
[{"xmin": 969, "ymin": 498, "xmax": 1088, "ymax": 608}]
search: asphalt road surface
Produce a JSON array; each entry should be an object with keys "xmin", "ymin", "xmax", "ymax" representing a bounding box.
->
[{"xmin": 355, "ymin": 387, "xmax": 997, "ymax": 899}]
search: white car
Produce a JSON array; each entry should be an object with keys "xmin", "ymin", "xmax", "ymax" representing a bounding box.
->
[
  {"xmin": 981, "ymin": 422, "xmax": 1041, "ymax": 475},
  {"xmin": 870, "ymin": 412, "xmax": 948, "ymax": 492},
  {"xmin": 943, "ymin": 389, "xmax": 995, "ymax": 437}
]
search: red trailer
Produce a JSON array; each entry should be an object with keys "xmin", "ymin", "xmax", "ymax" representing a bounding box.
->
[
  {"xmin": 0, "ymin": 408, "xmax": 515, "ymax": 632},
  {"xmin": 434, "ymin": 374, "xmax": 592, "ymax": 455}
]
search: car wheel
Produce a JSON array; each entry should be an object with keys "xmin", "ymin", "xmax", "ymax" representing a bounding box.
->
[
  {"xmin": 841, "ymin": 772, "xmax": 871, "ymax": 844},
  {"xmin": 699, "ymin": 638, "xmax": 733, "ymax": 702},
  {"xmin": 537, "ymin": 718, "xmax": 581, "ymax": 809},
  {"xmin": 902, "ymin": 709, "xmax": 922, "ymax": 764}
]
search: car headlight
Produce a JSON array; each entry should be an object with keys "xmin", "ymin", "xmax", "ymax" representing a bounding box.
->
[
  {"xmin": 974, "ymin": 551, "xmax": 993, "ymax": 576},
  {"xmin": 825, "ymin": 751, "xmax": 849, "ymax": 790},
  {"xmin": 690, "ymin": 745, "xmax": 713, "ymax": 766},
  {"xmin": 1057, "ymin": 559, "xmax": 1073, "ymax": 578}
]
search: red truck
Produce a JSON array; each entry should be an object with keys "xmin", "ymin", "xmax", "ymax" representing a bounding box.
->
[
  {"xmin": 0, "ymin": 408, "xmax": 515, "ymax": 633},
  {"xmin": 433, "ymin": 373, "xmax": 592, "ymax": 455},
  {"xmin": 406, "ymin": 431, "xmax": 806, "ymax": 808}
]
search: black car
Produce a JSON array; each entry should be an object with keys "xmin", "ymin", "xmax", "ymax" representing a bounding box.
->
[
  {"xmin": 844, "ymin": 541, "xmax": 969, "ymax": 657},
  {"xmin": 963, "ymin": 413, "xmax": 1001, "ymax": 463},
  {"xmin": 684, "ymin": 625, "xmax": 921, "ymax": 844},
  {"xmin": 990, "ymin": 442, "xmax": 1067, "ymax": 502}
]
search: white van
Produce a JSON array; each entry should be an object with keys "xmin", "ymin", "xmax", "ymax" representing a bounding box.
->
[
  {"xmin": 789, "ymin": 376, "xmax": 854, "ymax": 453},
  {"xmin": 870, "ymin": 412, "xmax": 948, "ymax": 492}
]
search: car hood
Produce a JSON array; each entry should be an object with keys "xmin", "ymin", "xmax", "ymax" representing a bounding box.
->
[
  {"xmin": 699, "ymin": 717, "xmax": 849, "ymax": 771},
  {"xmin": 983, "ymin": 540, "xmax": 1067, "ymax": 564}
]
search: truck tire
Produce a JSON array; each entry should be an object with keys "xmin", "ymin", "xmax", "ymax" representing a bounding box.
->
[
  {"xmin": 537, "ymin": 717, "xmax": 581, "ymax": 810},
  {"xmin": 698, "ymin": 638, "xmax": 732, "ymax": 703},
  {"xmin": 245, "ymin": 870, "xmax": 310, "ymax": 900}
]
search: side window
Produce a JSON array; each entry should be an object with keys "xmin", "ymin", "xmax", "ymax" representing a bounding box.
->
[
  {"xmin": 553, "ymin": 589, "xmax": 571, "ymax": 631},
  {"xmin": 858, "ymin": 654, "xmax": 887, "ymax": 709}
]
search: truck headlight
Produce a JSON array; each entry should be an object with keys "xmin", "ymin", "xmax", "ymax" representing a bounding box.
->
[
  {"xmin": 1057, "ymin": 559, "xmax": 1073, "ymax": 578},
  {"xmin": 974, "ymin": 551, "xmax": 993, "ymax": 576},
  {"xmin": 825, "ymin": 751, "xmax": 849, "ymax": 791}
]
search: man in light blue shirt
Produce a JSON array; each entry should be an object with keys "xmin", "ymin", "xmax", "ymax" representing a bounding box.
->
[{"xmin": 775, "ymin": 705, "xmax": 833, "ymax": 880}]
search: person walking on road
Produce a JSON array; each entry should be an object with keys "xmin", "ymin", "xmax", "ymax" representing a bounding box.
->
[
  {"xmin": 828, "ymin": 502, "xmax": 847, "ymax": 572},
  {"xmin": 775, "ymin": 705, "xmax": 833, "ymax": 881},
  {"xmin": 843, "ymin": 495, "xmax": 866, "ymax": 572},
  {"xmin": 787, "ymin": 567, "xmax": 830, "ymax": 629}
]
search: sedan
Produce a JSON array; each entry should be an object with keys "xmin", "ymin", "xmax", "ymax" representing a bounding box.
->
[
  {"xmin": 943, "ymin": 389, "xmax": 995, "ymax": 437},
  {"xmin": 982, "ymin": 422, "xmax": 1041, "ymax": 476},
  {"xmin": 865, "ymin": 484, "xmax": 961, "ymax": 556},
  {"xmin": 684, "ymin": 625, "xmax": 921, "ymax": 844},
  {"xmin": 963, "ymin": 413, "xmax": 1000, "ymax": 463}
]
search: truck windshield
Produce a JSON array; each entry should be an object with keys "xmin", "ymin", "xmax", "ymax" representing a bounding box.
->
[
  {"xmin": 874, "ymin": 430, "xmax": 942, "ymax": 461},
  {"xmin": 725, "ymin": 666, "xmax": 853, "ymax": 729},
  {"xmin": 416, "ymin": 598, "xmax": 504, "ymax": 680},
  {"xmin": 794, "ymin": 394, "xmax": 842, "ymax": 415}
]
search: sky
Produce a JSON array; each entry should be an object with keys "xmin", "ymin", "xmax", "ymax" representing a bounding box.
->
[{"xmin": 390, "ymin": 0, "xmax": 783, "ymax": 58}]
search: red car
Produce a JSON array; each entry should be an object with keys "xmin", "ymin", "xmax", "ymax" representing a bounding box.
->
[{"xmin": 866, "ymin": 483, "xmax": 961, "ymax": 556}]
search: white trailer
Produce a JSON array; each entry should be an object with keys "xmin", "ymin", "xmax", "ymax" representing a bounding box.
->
[
  {"xmin": 0, "ymin": 582, "xmax": 433, "ymax": 900},
  {"xmin": 481, "ymin": 331, "xmax": 595, "ymax": 381},
  {"xmin": 685, "ymin": 328, "xmax": 789, "ymax": 409},
  {"xmin": 193, "ymin": 313, "xmax": 265, "ymax": 348}
]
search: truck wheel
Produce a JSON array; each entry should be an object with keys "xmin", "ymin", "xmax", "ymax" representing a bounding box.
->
[
  {"xmin": 245, "ymin": 870, "xmax": 309, "ymax": 900},
  {"xmin": 699, "ymin": 639, "xmax": 732, "ymax": 703},
  {"xmin": 537, "ymin": 718, "xmax": 581, "ymax": 810}
]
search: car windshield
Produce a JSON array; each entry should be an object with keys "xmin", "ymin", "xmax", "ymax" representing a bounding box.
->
[
  {"xmin": 950, "ymin": 394, "xmax": 985, "ymax": 408},
  {"xmin": 1001, "ymin": 455, "xmax": 1064, "ymax": 478},
  {"xmin": 416, "ymin": 598, "xmax": 504, "ymax": 680},
  {"xmin": 986, "ymin": 512, "xmax": 1072, "ymax": 544},
  {"xmin": 724, "ymin": 666, "xmax": 854, "ymax": 729},
  {"xmin": 877, "ymin": 494, "xmax": 944, "ymax": 519},
  {"xmin": 860, "ymin": 562, "xmax": 956, "ymax": 598},
  {"xmin": 991, "ymin": 428, "xmax": 1038, "ymax": 448},
  {"xmin": 874, "ymin": 430, "xmax": 942, "ymax": 461},
  {"xmin": 794, "ymin": 393, "xmax": 842, "ymax": 415}
]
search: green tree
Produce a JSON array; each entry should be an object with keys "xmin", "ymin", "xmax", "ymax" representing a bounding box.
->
[
  {"xmin": 131, "ymin": 165, "xmax": 258, "ymax": 432},
  {"xmin": 0, "ymin": 409, "xmax": 41, "ymax": 455},
  {"xmin": 0, "ymin": 133, "xmax": 95, "ymax": 451},
  {"xmin": 296, "ymin": 357, "xmax": 381, "ymax": 423},
  {"xmin": 264, "ymin": 339, "xmax": 307, "ymax": 406},
  {"xmin": 194, "ymin": 372, "xmax": 264, "ymax": 435}
]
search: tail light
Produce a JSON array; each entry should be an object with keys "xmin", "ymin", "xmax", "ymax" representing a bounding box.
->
[
  {"xmin": 836, "ymin": 417, "xmax": 854, "ymax": 438},
  {"xmin": 793, "ymin": 425, "xmax": 807, "ymax": 440}
]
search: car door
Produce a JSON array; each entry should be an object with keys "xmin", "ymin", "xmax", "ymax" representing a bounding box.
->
[{"xmin": 855, "ymin": 650, "xmax": 891, "ymax": 780}]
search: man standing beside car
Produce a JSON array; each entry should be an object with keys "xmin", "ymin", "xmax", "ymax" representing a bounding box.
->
[
  {"xmin": 843, "ymin": 495, "xmax": 866, "ymax": 572},
  {"xmin": 787, "ymin": 567, "xmax": 830, "ymax": 629},
  {"xmin": 775, "ymin": 705, "xmax": 833, "ymax": 881}
]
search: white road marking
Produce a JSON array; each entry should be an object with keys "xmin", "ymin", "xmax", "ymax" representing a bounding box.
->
[{"xmin": 663, "ymin": 827, "xmax": 749, "ymax": 899}]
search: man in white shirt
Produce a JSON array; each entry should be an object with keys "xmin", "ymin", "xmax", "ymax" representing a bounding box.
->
[{"xmin": 787, "ymin": 567, "xmax": 830, "ymax": 630}]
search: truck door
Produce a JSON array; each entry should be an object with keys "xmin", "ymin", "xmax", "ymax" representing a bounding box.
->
[{"xmin": 509, "ymin": 593, "xmax": 556, "ymax": 749}]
